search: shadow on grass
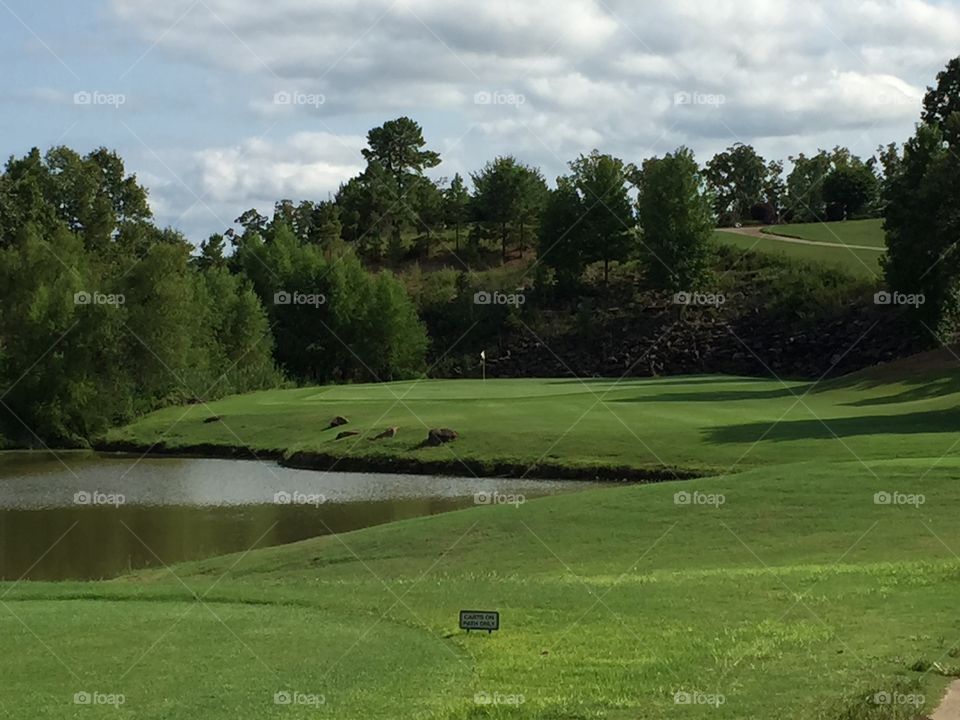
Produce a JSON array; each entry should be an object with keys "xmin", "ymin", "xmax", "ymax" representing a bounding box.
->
[
  {"xmin": 707, "ymin": 408, "xmax": 960, "ymax": 443},
  {"xmin": 839, "ymin": 375, "xmax": 960, "ymax": 407},
  {"xmin": 545, "ymin": 377, "xmax": 777, "ymax": 389},
  {"xmin": 609, "ymin": 385, "xmax": 812, "ymax": 403}
]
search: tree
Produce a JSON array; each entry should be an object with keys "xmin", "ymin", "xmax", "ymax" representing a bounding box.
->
[
  {"xmin": 236, "ymin": 223, "xmax": 428, "ymax": 383},
  {"xmin": 361, "ymin": 117, "xmax": 441, "ymax": 255},
  {"xmin": 471, "ymin": 156, "xmax": 548, "ymax": 262},
  {"xmin": 568, "ymin": 150, "xmax": 636, "ymax": 284},
  {"xmin": 823, "ymin": 162, "xmax": 878, "ymax": 220},
  {"xmin": 314, "ymin": 200, "xmax": 343, "ymax": 255},
  {"xmin": 197, "ymin": 233, "xmax": 227, "ymax": 272},
  {"xmin": 538, "ymin": 177, "xmax": 587, "ymax": 292},
  {"xmin": 923, "ymin": 56, "xmax": 960, "ymax": 136},
  {"xmin": 758, "ymin": 160, "xmax": 786, "ymax": 223},
  {"xmin": 704, "ymin": 144, "xmax": 767, "ymax": 226},
  {"xmin": 0, "ymin": 146, "xmax": 279, "ymax": 445},
  {"xmin": 784, "ymin": 151, "xmax": 833, "ymax": 222},
  {"xmin": 635, "ymin": 147, "xmax": 715, "ymax": 291},
  {"xmin": 884, "ymin": 59, "xmax": 960, "ymax": 340},
  {"xmin": 442, "ymin": 173, "xmax": 471, "ymax": 251}
]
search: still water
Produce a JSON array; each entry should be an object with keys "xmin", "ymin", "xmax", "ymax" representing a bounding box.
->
[{"xmin": 0, "ymin": 452, "xmax": 602, "ymax": 581}]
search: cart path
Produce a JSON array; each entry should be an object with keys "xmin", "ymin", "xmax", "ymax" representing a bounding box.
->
[
  {"xmin": 933, "ymin": 679, "xmax": 960, "ymax": 719},
  {"xmin": 718, "ymin": 225, "xmax": 883, "ymax": 252}
]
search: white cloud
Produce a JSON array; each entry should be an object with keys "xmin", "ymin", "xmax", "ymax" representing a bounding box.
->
[
  {"xmin": 192, "ymin": 132, "xmax": 365, "ymax": 204},
  {"xmin": 106, "ymin": 0, "xmax": 960, "ymax": 237}
]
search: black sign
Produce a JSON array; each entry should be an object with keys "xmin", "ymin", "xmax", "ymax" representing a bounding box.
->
[{"xmin": 459, "ymin": 610, "xmax": 499, "ymax": 633}]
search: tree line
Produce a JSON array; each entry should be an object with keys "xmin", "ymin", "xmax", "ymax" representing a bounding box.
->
[{"xmin": 1, "ymin": 56, "xmax": 958, "ymax": 445}]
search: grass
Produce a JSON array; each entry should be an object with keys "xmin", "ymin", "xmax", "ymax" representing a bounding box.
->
[
  {"xmin": 105, "ymin": 370, "xmax": 960, "ymax": 475},
  {"xmin": 8, "ymin": 354, "xmax": 960, "ymax": 718},
  {"xmin": 714, "ymin": 220, "xmax": 886, "ymax": 278},
  {"xmin": 765, "ymin": 219, "xmax": 887, "ymax": 249}
]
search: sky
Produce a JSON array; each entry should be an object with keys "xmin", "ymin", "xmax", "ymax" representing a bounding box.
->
[{"xmin": 1, "ymin": 0, "xmax": 958, "ymax": 243}]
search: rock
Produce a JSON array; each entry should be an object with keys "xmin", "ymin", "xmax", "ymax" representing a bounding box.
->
[
  {"xmin": 335, "ymin": 431, "xmax": 360, "ymax": 440},
  {"xmin": 426, "ymin": 428, "xmax": 458, "ymax": 446},
  {"xmin": 203, "ymin": 416, "xmax": 221, "ymax": 424},
  {"xmin": 328, "ymin": 416, "xmax": 349, "ymax": 429},
  {"xmin": 370, "ymin": 426, "xmax": 399, "ymax": 441}
]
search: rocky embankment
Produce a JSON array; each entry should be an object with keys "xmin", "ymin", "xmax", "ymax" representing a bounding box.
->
[{"xmin": 476, "ymin": 293, "xmax": 916, "ymax": 380}]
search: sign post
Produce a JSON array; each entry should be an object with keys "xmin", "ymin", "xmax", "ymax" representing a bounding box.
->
[{"xmin": 459, "ymin": 610, "xmax": 499, "ymax": 634}]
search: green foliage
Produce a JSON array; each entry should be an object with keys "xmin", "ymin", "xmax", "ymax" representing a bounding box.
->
[
  {"xmin": 881, "ymin": 56, "xmax": 960, "ymax": 341},
  {"xmin": 883, "ymin": 121, "xmax": 960, "ymax": 339},
  {"xmin": 568, "ymin": 150, "xmax": 636, "ymax": 284},
  {"xmin": 635, "ymin": 147, "xmax": 715, "ymax": 291},
  {"xmin": 0, "ymin": 148, "xmax": 280, "ymax": 446},
  {"xmin": 538, "ymin": 177, "xmax": 587, "ymax": 292},
  {"xmin": 704, "ymin": 143, "xmax": 768, "ymax": 225},
  {"xmin": 471, "ymin": 156, "xmax": 548, "ymax": 262},
  {"xmin": 923, "ymin": 55, "xmax": 960, "ymax": 136},
  {"xmin": 360, "ymin": 116, "xmax": 442, "ymax": 256},
  {"xmin": 442, "ymin": 173, "xmax": 472, "ymax": 250},
  {"xmin": 823, "ymin": 162, "xmax": 879, "ymax": 220},
  {"xmin": 236, "ymin": 224, "xmax": 427, "ymax": 383}
]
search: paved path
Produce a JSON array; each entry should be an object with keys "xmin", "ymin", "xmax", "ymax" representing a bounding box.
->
[
  {"xmin": 718, "ymin": 225, "xmax": 883, "ymax": 252},
  {"xmin": 933, "ymin": 679, "xmax": 960, "ymax": 719}
]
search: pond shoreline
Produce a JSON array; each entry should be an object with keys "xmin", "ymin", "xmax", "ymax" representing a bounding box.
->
[{"xmin": 93, "ymin": 440, "xmax": 705, "ymax": 483}]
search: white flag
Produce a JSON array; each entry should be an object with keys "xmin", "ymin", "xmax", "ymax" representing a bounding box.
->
[{"xmin": 480, "ymin": 350, "xmax": 486, "ymax": 360}]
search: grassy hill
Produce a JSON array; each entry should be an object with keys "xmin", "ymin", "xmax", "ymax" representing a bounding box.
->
[
  {"xmin": 766, "ymin": 219, "xmax": 887, "ymax": 248},
  {"xmin": 715, "ymin": 219, "xmax": 886, "ymax": 277},
  {"xmin": 7, "ymin": 361, "xmax": 960, "ymax": 718},
  {"xmin": 105, "ymin": 370, "xmax": 960, "ymax": 475}
]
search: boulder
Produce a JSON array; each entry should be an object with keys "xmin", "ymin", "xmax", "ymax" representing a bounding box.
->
[
  {"xmin": 371, "ymin": 426, "xmax": 399, "ymax": 441},
  {"xmin": 336, "ymin": 431, "xmax": 360, "ymax": 440},
  {"xmin": 426, "ymin": 428, "xmax": 458, "ymax": 446},
  {"xmin": 328, "ymin": 416, "xmax": 349, "ymax": 429}
]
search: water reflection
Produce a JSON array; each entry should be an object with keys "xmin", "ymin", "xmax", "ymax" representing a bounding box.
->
[{"xmin": 0, "ymin": 452, "xmax": 604, "ymax": 581}]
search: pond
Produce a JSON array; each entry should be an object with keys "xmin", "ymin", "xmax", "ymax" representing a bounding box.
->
[{"xmin": 0, "ymin": 452, "xmax": 605, "ymax": 581}]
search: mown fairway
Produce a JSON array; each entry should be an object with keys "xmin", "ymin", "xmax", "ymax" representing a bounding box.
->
[
  {"xmin": 715, "ymin": 219, "xmax": 886, "ymax": 277},
  {"xmin": 107, "ymin": 367, "xmax": 960, "ymax": 475},
  {"xmin": 6, "ymin": 357, "xmax": 960, "ymax": 718},
  {"xmin": 766, "ymin": 219, "xmax": 887, "ymax": 249}
]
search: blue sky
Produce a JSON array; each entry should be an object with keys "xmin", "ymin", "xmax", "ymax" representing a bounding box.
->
[{"xmin": 2, "ymin": 0, "xmax": 958, "ymax": 242}]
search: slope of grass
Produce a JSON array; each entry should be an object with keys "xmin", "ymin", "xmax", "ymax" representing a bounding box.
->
[
  {"xmin": 10, "ymin": 366, "xmax": 960, "ymax": 718},
  {"xmin": 714, "ymin": 229, "xmax": 883, "ymax": 277},
  {"xmin": 765, "ymin": 219, "xmax": 886, "ymax": 249},
  {"xmin": 105, "ymin": 374, "xmax": 960, "ymax": 475},
  {"xmin": 4, "ymin": 458, "xmax": 959, "ymax": 718}
]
